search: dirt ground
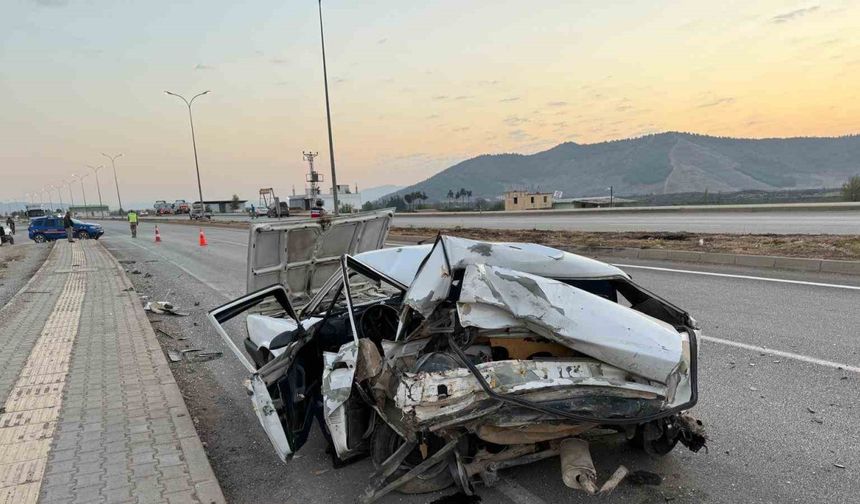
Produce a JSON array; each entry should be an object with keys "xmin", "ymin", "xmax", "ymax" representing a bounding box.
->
[
  {"xmin": 390, "ymin": 227, "xmax": 860, "ymax": 260},
  {"xmin": 0, "ymin": 242, "xmax": 52, "ymax": 307}
]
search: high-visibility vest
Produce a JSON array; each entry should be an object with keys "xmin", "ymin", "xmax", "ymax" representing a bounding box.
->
[{"xmin": 128, "ymin": 212, "xmax": 138, "ymax": 224}]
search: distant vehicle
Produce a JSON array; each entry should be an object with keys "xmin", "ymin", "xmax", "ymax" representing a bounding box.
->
[
  {"xmin": 154, "ymin": 200, "xmax": 173, "ymax": 215},
  {"xmin": 174, "ymin": 200, "xmax": 190, "ymax": 214},
  {"xmin": 28, "ymin": 216, "xmax": 103, "ymax": 242},
  {"xmin": 190, "ymin": 203, "xmax": 212, "ymax": 220},
  {"xmin": 267, "ymin": 202, "xmax": 290, "ymax": 218},
  {"xmin": 254, "ymin": 206, "xmax": 268, "ymax": 217},
  {"xmin": 25, "ymin": 204, "xmax": 46, "ymax": 219},
  {"xmin": 139, "ymin": 209, "xmax": 150, "ymax": 216}
]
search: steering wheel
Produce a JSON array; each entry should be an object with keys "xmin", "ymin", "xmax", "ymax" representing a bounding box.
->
[{"xmin": 359, "ymin": 304, "xmax": 400, "ymax": 349}]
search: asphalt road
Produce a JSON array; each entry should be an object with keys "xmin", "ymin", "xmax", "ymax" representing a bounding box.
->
[
  {"xmin": 147, "ymin": 208, "xmax": 860, "ymax": 234},
  {"xmin": 393, "ymin": 210, "xmax": 860, "ymax": 234},
  {"xmin": 98, "ymin": 220, "xmax": 860, "ymax": 504}
]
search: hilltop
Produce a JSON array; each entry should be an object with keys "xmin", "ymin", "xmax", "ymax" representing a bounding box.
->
[{"xmin": 393, "ymin": 132, "xmax": 860, "ymax": 200}]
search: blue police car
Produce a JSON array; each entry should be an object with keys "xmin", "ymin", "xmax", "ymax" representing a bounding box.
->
[{"xmin": 28, "ymin": 216, "xmax": 104, "ymax": 242}]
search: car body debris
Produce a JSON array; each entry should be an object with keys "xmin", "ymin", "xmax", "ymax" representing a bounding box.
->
[
  {"xmin": 207, "ymin": 209, "xmax": 707, "ymax": 501},
  {"xmin": 144, "ymin": 301, "xmax": 189, "ymax": 316}
]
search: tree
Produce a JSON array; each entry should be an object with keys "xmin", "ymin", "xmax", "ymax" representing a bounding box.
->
[
  {"xmin": 842, "ymin": 175, "xmax": 860, "ymax": 202},
  {"xmin": 230, "ymin": 194, "xmax": 241, "ymax": 211},
  {"xmin": 404, "ymin": 193, "xmax": 414, "ymax": 211}
]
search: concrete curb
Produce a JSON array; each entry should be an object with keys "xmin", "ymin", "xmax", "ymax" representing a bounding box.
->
[{"xmin": 102, "ymin": 241, "xmax": 227, "ymax": 504}]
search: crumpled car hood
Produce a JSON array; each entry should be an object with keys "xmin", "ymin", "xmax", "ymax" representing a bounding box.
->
[{"xmin": 457, "ymin": 263, "xmax": 683, "ymax": 384}]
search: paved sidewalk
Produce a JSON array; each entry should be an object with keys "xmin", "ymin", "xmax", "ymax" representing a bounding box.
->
[{"xmin": 0, "ymin": 241, "xmax": 225, "ymax": 504}]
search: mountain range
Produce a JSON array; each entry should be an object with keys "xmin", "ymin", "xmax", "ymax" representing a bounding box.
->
[{"xmin": 393, "ymin": 132, "xmax": 860, "ymax": 200}]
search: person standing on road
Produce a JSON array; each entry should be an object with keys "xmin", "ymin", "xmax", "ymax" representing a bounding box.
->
[
  {"xmin": 5, "ymin": 216, "xmax": 14, "ymax": 235},
  {"xmin": 63, "ymin": 210, "xmax": 75, "ymax": 243},
  {"xmin": 127, "ymin": 210, "xmax": 138, "ymax": 238},
  {"xmin": 250, "ymin": 204, "xmax": 255, "ymax": 219}
]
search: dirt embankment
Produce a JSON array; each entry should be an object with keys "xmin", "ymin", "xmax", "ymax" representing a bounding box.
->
[{"xmin": 390, "ymin": 227, "xmax": 860, "ymax": 260}]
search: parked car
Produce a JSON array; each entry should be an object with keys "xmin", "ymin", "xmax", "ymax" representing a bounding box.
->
[
  {"xmin": 154, "ymin": 200, "xmax": 173, "ymax": 215},
  {"xmin": 190, "ymin": 203, "xmax": 212, "ymax": 220},
  {"xmin": 139, "ymin": 209, "xmax": 150, "ymax": 216},
  {"xmin": 174, "ymin": 200, "xmax": 191, "ymax": 214},
  {"xmin": 208, "ymin": 210, "xmax": 705, "ymax": 501},
  {"xmin": 28, "ymin": 216, "xmax": 104, "ymax": 242}
]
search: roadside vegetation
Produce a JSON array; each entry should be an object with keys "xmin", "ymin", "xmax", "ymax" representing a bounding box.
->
[
  {"xmin": 390, "ymin": 226, "xmax": 860, "ymax": 260},
  {"xmin": 843, "ymin": 175, "xmax": 860, "ymax": 201}
]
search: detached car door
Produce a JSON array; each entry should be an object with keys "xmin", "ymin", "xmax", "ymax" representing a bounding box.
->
[
  {"xmin": 208, "ymin": 210, "xmax": 396, "ymax": 461},
  {"xmin": 208, "ymin": 284, "xmax": 315, "ymax": 461}
]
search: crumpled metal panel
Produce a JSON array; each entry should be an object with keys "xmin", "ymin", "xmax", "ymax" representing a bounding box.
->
[
  {"xmin": 322, "ymin": 341, "xmax": 359, "ymax": 458},
  {"xmin": 457, "ymin": 264, "xmax": 683, "ymax": 384},
  {"xmin": 395, "ymin": 357, "xmax": 666, "ymax": 424},
  {"xmin": 353, "ymin": 244, "xmax": 434, "ymax": 288},
  {"xmin": 404, "ymin": 236, "xmax": 629, "ymax": 319}
]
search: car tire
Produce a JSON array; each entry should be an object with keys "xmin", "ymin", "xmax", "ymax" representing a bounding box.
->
[
  {"xmin": 33, "ymin": 234, "xmax": 47, "ymax": 243},
  {"xmin": 370, "ymin": 423, "xmax": 453, "ymax": 494},
  {"xmin": 77, "ymin": 231, "xmax": 90, "ymax": 240}
]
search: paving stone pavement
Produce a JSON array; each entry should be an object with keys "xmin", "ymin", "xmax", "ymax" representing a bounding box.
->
[{"xmin": 0, "ymin": 241, "xmax": 225, "ymax": 504}]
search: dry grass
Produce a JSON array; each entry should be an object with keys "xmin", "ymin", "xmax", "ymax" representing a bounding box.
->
[{"xmin": 390, "ymin": 227, "xmax": 860, "ymax": 260}]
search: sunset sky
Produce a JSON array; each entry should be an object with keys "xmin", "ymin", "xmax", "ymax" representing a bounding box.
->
[{"xmin": 2, "ymin": 0, "xmax": 859, "ymax": 207}]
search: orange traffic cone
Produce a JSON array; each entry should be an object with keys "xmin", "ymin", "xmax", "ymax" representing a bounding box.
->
[
  {"xmin": 198, "ymin": 228, "xmax": 208, "ymax": 247},
  {"xmin": 154, "ymin": 226, "xmax": 162, "ymax": 243}
]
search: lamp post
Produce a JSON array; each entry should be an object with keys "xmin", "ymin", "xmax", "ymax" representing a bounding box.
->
[
  {"xmin": 608, "ymin": 186, "xmax": 614, "ymax": 208},
  {"xmin": 73, "ymin": 173, "xmax": 89, "ymax": 216},
  {"xmin": 101, "ymin": 152, "xmax": 124, "ymax": 214},
  {"xmin": 52, "ymin": 184, "xmax": 64, "ymax": 213},
  {"xmin": 87, "ymin": 164, "xmax": 105, "ymax": 217},
  {"xmin": 165, "ymin": 90, "xmax": 209, "ymax": 218},
  {"xmin": 64, "ymin": 179, "xmax": 75, "ymax": 210},
  {"xmin": 317, "ymin": 0, "xmax": 339, "ymax": 215},
  {"xmin": 44, "ymin": 187, "xmax": 53, "ymax": 213}
]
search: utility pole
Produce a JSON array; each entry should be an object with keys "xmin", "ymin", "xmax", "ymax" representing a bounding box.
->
[
  {"xmin": 608, "ymin": 186, "xmax": 614, "ymax": 208},
  {"xmin": 87, "ymin": 165, "xmax": 105, "ymax": 217},
  {"xmin": 102, "ymin": 152, "xmax": 124, "ymax": 213},
  {"xmin": 317, "ymin": 0, "xmax": 339, "ymax": 214},
  {"xmin": 303, "ymin": 151, "xmax": 321, "ymax": 200},
  {"xmin": 165, "ymin": 90, "xmax": 210, "ymax": 218}
]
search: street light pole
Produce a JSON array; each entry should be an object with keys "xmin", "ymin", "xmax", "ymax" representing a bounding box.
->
[
  {"xmin": 87, "ymin": 165, "xmax": 105, "ymax": 217},
  {"xmin": 74, "ymin": 173, "xmax": 89, "ymax": 216},
  {"xmin": 317, "ymin": 0, "xmax": 339, "ymax": 215},
  {"xmin": 64, "ymin": 179, "xmax": 76, "ymax": 210},
  {"xmin": 608, "ymin": 186, "xmax": 614, "ymax": 208},
  {"xmin": 53, "ymin": 185, "xmax": 64, "ymax": 212},
  {"xmin": 165, "ymin": 90, "xmax": 209, "ymax": 218},
  {"xmin": 101, "ymin": 153, "xmax": 124, "ymax": 213},
  {"xmin": 44, "ymin": 187, "xmax": 53, "ymax": 213}
]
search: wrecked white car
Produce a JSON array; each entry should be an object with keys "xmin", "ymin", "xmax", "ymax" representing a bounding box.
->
[{"xmin": 208, "ymin": 210, "xmax": 705, "ymax": 501}]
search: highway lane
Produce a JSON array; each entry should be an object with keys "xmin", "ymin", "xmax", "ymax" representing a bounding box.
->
[
  {"xmin": 99, "ymin": 220, "xmax": 860, "ymax": 504},
  {"xmin": 393, "ymin": 210, "xmax": 860, "ymax": 234}
]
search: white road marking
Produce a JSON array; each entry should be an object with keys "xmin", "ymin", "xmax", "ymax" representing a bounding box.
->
[
  {"xmin": 209, "ymin": 239, "xmax": 247, "ymax": 247},
  {"xmin": 615, "ymin": 264, "xmax": 860, "ymax": 291},
  {"xmin": 700, "ymin": 334, "xmax": 860, "ymax": 374},
  {"xmin": 494, "ymin": 478, "xmax": 549, "ymax": 504}
]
